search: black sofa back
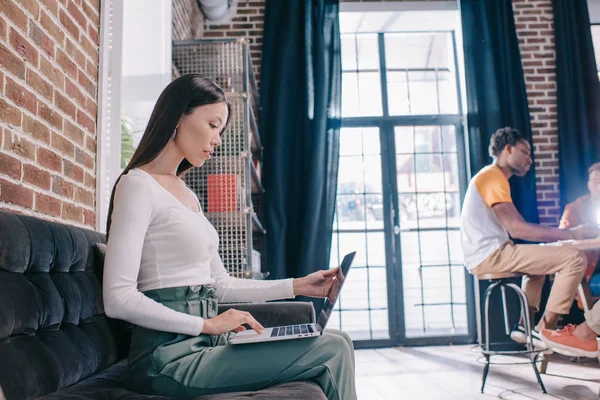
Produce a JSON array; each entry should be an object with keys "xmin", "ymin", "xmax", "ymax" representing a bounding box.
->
[{"xmin": 0, "ymin": 211, "xmax": 129, "ymax": 399}]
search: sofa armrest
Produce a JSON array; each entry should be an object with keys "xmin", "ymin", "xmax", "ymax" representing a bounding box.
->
[{"xmin": 218, "ymin": 302, "xmax": 316, "ymax": 327}]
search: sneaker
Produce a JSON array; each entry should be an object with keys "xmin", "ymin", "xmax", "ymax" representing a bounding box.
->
[
  {"xmin": 540, "ymin": 324, "xmax": 598, "ymax": 358},
  {"xmin": 510, "ymin": 325, "xmax": 548, "ymax": 350}
]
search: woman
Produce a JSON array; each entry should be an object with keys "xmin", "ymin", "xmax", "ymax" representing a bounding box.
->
[{"xmin": 103, "ymin": 74, "xmax": 357, "ymax": 399}]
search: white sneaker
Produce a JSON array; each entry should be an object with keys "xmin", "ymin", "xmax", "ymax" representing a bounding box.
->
[{"xmin": 510, "ymin": 325, "xmax": 548, "ymax": 350}]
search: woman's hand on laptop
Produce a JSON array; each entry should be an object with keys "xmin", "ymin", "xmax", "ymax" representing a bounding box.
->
[
  {"xmin": 293, "ymin": 266, "xmax": 344, "ymax": 300},
  {"xmin": 201, "ymin": 309, "xmax": 264, "ymax": 335}
]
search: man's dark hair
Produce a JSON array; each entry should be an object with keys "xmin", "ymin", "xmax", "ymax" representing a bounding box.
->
[
  {"xmin": 488, "ymin": 127, "xmax": 528, "ymax": 158},
  {"xmin": 588, "ymin": 162, "xmax": 600, "ymax": 177}
]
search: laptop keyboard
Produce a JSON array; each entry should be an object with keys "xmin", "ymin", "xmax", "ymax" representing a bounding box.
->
[{"xmin": 270, "ymin": 324, "xmax": 314, "ymax": 338}]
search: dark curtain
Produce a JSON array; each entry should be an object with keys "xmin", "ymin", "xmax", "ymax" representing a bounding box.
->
[
  {"xmin": 553, "ymin": 0, "xmax": 600, "ymax": 207},
  {"xmin": 460, "ymin": 0, "xmax": 539, "ymax": 224},
  {"xmin": 260, "ymin": 0, "xmax": 342, "ymax": 283},
  {"xmin": 460, "ymin": 0, "xmax": 539, "ymax": 346}
]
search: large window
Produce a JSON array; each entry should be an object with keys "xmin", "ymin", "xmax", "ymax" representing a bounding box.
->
[{"xmin": 330, "ymin": 5, "xmax": 473, "ymax": 347}]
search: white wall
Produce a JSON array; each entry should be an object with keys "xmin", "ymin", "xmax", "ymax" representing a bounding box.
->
[{"xmin": 121, "ymin": 0, "xmax": 172, "ymax": 147}]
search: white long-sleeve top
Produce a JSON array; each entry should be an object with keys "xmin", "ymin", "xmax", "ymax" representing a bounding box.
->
[{"xmin": 102, "ymin": 168, "xmax": 295, "ymax": 336}]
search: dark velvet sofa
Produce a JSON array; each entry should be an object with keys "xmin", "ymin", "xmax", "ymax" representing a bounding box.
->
[{"xmin": 0, "ymin": 211, "xmax": 325, "ymax": 399}]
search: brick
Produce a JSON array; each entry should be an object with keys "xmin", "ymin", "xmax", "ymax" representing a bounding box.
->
[
  {"xmin": 83, "ymin": 63, "xmax": 97, "ymax": 84},
  {"xmin": 0, "ymin": 43, "xmax": 26, "ymax": 79},
  {"xmin": 0, "ymin": 98, "xmax": 22, "ymax": 126},
  {"xmin": 23, "ymin": 115, "xmax": 50, "ymax": 143},
  {"xmin": 66, "ymin": 38, "xmax": 86, "ymax": 68},
  {"xmin": 67, "ymin": 0, "xmax": 86, "ymax": 29},
  {"xmin": 84, "ymin": 171, "xmax": 94, "ymax": 189},
  {"xmin": 52, "ymin": 174, "xmax": 74, "ymax": 198},
  {"xmin": 78, "ymin": 70, "xmax": 94, "ymax": 96},
  {"xmin": 84, "ymin": 209, "xmax": 95, "ymax": 226},
  {"xmin": 75, "ymin": 186, "xmax": 93, "ymax": 206},
  {"xmin": 0, "ymin": 152, "xmax": 22, "ymax": 180},
  {"xmin": 80, "ymin": 35, "xmax": 98, "ymax": 62},
  {"xmin": 56, "ymin": 49, "xmax": 77, "ymax": 80},
  {"xmin": 40, "ymin": 10, "xmax": 65, "ymax": 44},
  {"xmin": 83, "ymin": 97, "xmax": 96, "ymax": 118},
  {"xmin": 75, "ymin": 147, "xmax": 93, "ymax": 169},
  {"xmin": 85, "ymin": 134, "xmax": 95, "ymax": 152},
  {"xmin": 0, "ymin": 15, "xmax": 7, "ymax": 41},
  {"xmin": 65, "ymin": 77, "xmax": 85, "ymax": 106},
  {"xmin": 77, "ymin": 109, "xmax": 95, "ymax": 133},
  {"xmin": 87, "ymin": 24, "xmax": 98, "ymax": 44},
  {"xmin": 63, "ymin": 119, "xmax": 84, "ymax": 145},
  {"xmin": 37, "ymin": 147, "xmax": 62, "ymax": 171},
  {"xmin": 64, "ymin": 158, "xmax": 83, "ymax": 181},
  {"xmin": 31, "ymin": 23, "xmax": 55, "ymax": 58},
  {"xmin": 24, "ymin": 163, "xmax": 51, "ymax": 189},
  {"xmin": 55, "ymin": 91, "xmax": 76, "ymax": 119},
  {"xmin": 6, "ymin": 77, "xmax": 37, "ymax": 115},
  {"xmin": 51, "ymin": 132, "xmax": 75, "ymax": 156},
  {"xmin": 35, "ymin": 192, "xmax": 61, "ymax": 216},
  {"xmin": 9, "ymin": 133, "xmax": 35, "ymax": 161},
  {"xmin": 0, "ymin": 179, "xmax": 33, "ymax": 208},
  {"xmin": 26, "ymin": 68, "xmax": 53, "ymax": 102},
  {"xmin": 62, "ymin": 201, "xmax": 83, "ymax": 222},
  {"xmin": 81, "ymin": 1, "xmax": 99, "ymax": 26},
  {"xmin": 41, "ymin": 0, "xmax": 59, "ymax": 16},
  {"xmin": 59, "ymin": 9, "xmax": 80, "ymax": 40},
  {"xmin": 38, "ymin": 102, "xmax": 63, "ymax": 129},
  {"xmin": 0, "ymin": 0, "xmax": 27, "ymax": 31},
  {"xmin": 40, "ymin": 56, "xmax": 65, "ymax": 89},
  {"xmin": 20, "ymin": 0, "xmax": 40, "ymax": 18}
]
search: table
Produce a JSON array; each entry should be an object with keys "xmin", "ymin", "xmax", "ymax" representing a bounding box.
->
[{"xmin": 540, "ymin": 237, "xmax": 600, "ymax": 313}]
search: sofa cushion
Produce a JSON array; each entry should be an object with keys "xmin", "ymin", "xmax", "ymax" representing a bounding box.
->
[
  {"xmin": 0, "ymin": 211, "xmax": 129, "ymax": 400},
  {"xmin": 36, "ymin": 360, "xmax": 326, "ymax": 400}
]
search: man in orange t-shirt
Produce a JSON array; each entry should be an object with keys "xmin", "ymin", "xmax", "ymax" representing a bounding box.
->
[{"xmin": 559, "ymin": 162, "xmax": 600, "ymax": 305}]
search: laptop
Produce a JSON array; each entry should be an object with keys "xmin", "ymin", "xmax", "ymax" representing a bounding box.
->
[{"xmin": 229, "ymin": 251, "xmax": 356, "ymax": 345}]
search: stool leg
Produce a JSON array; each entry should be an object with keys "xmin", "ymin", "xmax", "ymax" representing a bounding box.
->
[
  {"xmin": 483, "ymin": 282, "xmax": 500, "ymax": 352},
  {"xmin": 500, "ymin": 284, "xmax": 511, "ymax": 335},
  {"xmin": 481, "ymin": 354, "xmax": 490, "ymax": 393},
  {"xmin": 507, "ymin": 283, "xmax": 547, "ymax": 394}
]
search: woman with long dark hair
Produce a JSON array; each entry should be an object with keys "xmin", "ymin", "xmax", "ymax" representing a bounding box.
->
[{"xmin": 103, "ymin": 74, "xmax": 357, "ymax": 399}]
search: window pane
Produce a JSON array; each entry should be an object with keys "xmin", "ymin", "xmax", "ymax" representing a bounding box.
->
[
  {"xmin": 396, "ymin": 155, "xmax": 416, "ymax": 193},
  {"xmin": 338, "ymin": 156, "xmax": 364, "ymax": 193},
  {"xmin": 408, "ymin": 71, "xmax": 439, "ymax": 115},
  {"xmin": 414, "ymin": 126, "xmax": 442, "ymax": 153},
  {"xmin": 339, "ymin": 128, "xmax": 364, "ymax": 156},
  {"xmin": 341, "ymin": 34, "xmax": 357, "ymax": 70},
  {"xmin": 419, "ymin": 230, "xmax": 450, "ymax": 266},
  {"xmin": 441, "ymin": 125, "xmax": 457, "ymax": 152},
  {"xmin": 438, "ymin": 70, "xmax": 459, "ymax": 114},
  {"xmin": 342, "ymin": 72, "xmax": 383, "ymax": 116},
  {"xmin": 336, "ymin": 194, "xmax": 366, "ymax": 228},
  {"xmin": 363, "ymin": 155, "xmax": 382, "ymax": 193},
  {"xmin": 387, "ymin": 71, "xmax": 410, "ymax": 115},
  {"xmin": 337, "ymin": 232, "xmax": 367, "ymax": 266},
  {"xmin": 366, "ymin": 194, "xmax": 384, "ymax": 230},
  {"xmin": 368, "ymin": 268, "xmax": 388, "ymax": 309},
  {"xmin": 395, "ymin": 126, "xmax": 415, "ymax": 154},
  {"xmin": 356, "ymin": 34, "xmax": 379, "ymax": 70},
  {"xmin": 385, "ymin": 32, "xmax": 452, "ymax": 70},
  {"xmin": 366, "ymin": 232, "xmax": 386, "ymax": 266}
]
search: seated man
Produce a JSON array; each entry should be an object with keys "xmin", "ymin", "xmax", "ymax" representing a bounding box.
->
[
  {"xmin": 461, "ymin": 127, "xmax": 598, "ymax": 345},
  {"xmin": 559, "ymin": 162, "xmax": 600, "ymax": 308},
  {"xmin": 540, "ymin": 300, "xmax": 600, "ymax": 358}
]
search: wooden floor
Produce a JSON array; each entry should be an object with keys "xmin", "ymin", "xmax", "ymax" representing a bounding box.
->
[{"xmin": 355, "ymin": 345, "xmax": 600, "ymax": 399}]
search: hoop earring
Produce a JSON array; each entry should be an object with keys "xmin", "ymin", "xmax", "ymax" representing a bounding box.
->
[{"xmin": 172, "ymin": 129, "xmax": 177, "ymax": 140}]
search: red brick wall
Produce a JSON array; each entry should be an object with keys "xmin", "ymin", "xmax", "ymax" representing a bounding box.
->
[
  {"xmin": 0, "ymin": 0, "xmax": 100, "ymax": 227},
  {"xmin": 172, "ymin": 0, "xmax": 265, "ymax": 87},
  {"xmin": 172, "ymin": 0, "xmax": 203, "ymax": 41},
  {"xmin": 512, "ymin": 0, "xmax": 559, "ymax": 226}
]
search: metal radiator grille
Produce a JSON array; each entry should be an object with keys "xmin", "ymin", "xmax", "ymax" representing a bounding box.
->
[{"xmin": 173, "ymin": 39, "xmax": 263, "ymax": 278}]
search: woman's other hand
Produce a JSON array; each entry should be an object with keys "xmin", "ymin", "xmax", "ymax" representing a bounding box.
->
[{"xmin": 293, "ymin": 266, "xmax": 344, "ymax": 301}]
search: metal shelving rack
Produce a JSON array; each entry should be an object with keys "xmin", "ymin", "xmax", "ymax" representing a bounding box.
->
[{"xmin": 172, "ymin": 38, "xmax": 265, "ymax": 278}]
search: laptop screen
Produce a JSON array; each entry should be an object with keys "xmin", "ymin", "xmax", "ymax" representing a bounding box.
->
[{"xmin": 316, "ymin": 251, "xmax": 356, "ymax": 330}]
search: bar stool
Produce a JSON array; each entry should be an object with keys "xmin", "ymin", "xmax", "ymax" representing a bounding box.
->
[{"xmin": 475, "ymin": 272, "xmax": 546, "ymax": 393}]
